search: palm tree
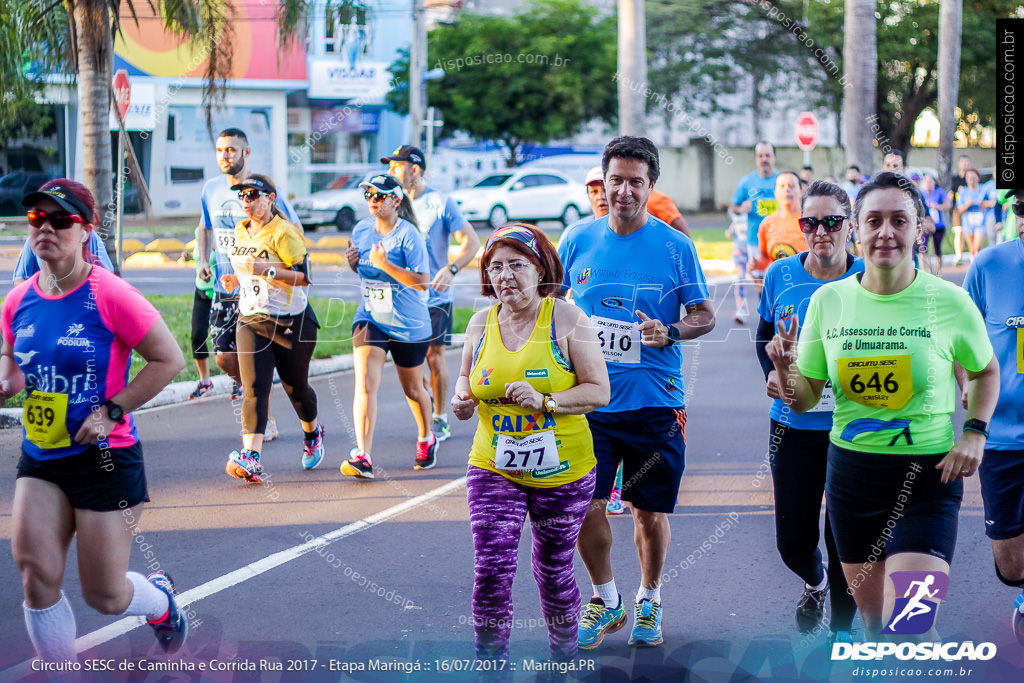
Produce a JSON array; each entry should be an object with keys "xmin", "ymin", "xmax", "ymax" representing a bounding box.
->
[
  {"xmin": 843, "ymin": 0, "xmax": 877, "ymax": 175},
  {"xmin": 3, "ymin": 1, "xmax": 366, "ymax": 261}
]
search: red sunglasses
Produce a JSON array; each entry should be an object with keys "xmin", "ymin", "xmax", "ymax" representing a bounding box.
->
[{"xmin": 27, "ymin": 209, "xmax": 88, "ymax": 231}]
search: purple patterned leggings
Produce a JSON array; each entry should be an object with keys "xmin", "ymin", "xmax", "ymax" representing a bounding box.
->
[{"xmin": 466, "ymin": 465, "xmax": 596, "ymax": 660}]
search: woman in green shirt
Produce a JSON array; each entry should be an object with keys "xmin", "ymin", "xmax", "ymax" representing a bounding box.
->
[{"xmin": 766, "ymin": 172, "xmax": 999, "ymax": 640}]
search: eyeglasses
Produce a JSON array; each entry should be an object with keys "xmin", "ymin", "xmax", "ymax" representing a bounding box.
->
[
  {"xmin": 26, "ymin": 209, "xmax": 87, "ymax": 230},
  {"xmin": 364, "ymin": 191, "xmax": 392, "ymax": 201},
  {"xmin": 798, "ymin": 215, "xmax": 846, "ymax": 233},
  {"xmin": 486, "ymin": 261, "xmax": 533, "ymax": 277},
  {"xmin": 238, "ymin": 190, "xmax": 267, "ymax": 202},
  {"xmin": 1013, "ymin": 202, "xmax": 1024, "ymax": 218}
]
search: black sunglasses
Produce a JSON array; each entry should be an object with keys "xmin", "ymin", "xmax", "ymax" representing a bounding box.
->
[
  {"xmin": 238, "ymin": 190, "xmax": 267, "ymax": 202},
  {"xmin": 1013, "ymin": 202, "xmax": 1024, "ymax": 218},
  {"xmin": 364, "ymin": 191, "xmax": 392, "ymax": 201},
  {"xmin": 798, "ymin": 215, "xmax": 846, "ymax": 233},
  {"xmin": 26, "ymin": 209, "xmax": 88, "ymax": 230}
]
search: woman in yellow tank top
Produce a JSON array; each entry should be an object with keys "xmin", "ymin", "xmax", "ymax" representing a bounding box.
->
[{"xmin": 451, "ymin": 224, "xmax": 608, "ymax": 661}]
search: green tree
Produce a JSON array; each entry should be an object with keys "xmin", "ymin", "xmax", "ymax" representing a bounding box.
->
[
  {"xmin": 388, "ymin": 0, "xmax": 617, "ymax": 167},
  {"xmin": 647, "ymin": 0, "xmax": 810, "ymax": 138},
  {"xmin": 649, "ymin": 0, "xmax": 1015, "ymax": 157}
]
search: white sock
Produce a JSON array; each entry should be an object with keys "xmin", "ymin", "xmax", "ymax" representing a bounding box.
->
[
  {"xmin": 433, "ymin": 412, "xmax": 448, "ymax": 422},
  {"xmin": 123, "ymin": 572, "xmax": 170, "ymax": 621},
  {"xmin": 24, "ymin": 592, "xmax": 77, "ymax": 662},
  {"xmin": 593, "ymin": 580, "xmax": 619, "ymax": 608},
  {"xmin": 418, "ymin": 433, "xmax": 435, "ymax": 444},
  {"xmin": 637, "ymin": 585, "xmax": 661, "ymax": 604},
  {"xmin": 808, "ymin": 574, "xmax": 828, "ymax": 591}
]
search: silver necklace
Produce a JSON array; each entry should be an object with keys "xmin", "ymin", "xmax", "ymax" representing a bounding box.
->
[{"xmin": 44, "ymin": 259, "xmax": 80, "ymax": 295}]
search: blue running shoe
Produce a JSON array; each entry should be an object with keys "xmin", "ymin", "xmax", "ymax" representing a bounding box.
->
[
  {"xmin": 578, "ymin": 596, "xmax": 626, "ymax": 649},
  {"xmin": 628, "ymin": 599, "xmax": 664, "ymax": 647},
  {"xmin": 431, "ymin": 416, "xmax": 452, "ymax": 442},
  {"xmin": 147, "ymin": 572, "xmax": 188, "ymax": 653},
  {"xmin": 1014, "ymin": 592, "xmax": 1024, "ymax": 645},
  {"xmin": 226, "ymin": 449, "xmax": 263, "ymax": 482},
  {"xmin": 302, "ymin": 425, "xmax": 325, "ymax": 470}
]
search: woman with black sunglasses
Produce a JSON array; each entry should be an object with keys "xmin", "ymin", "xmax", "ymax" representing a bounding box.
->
[
  {"xmin": 1, "ymin": 179, "xmax": 188, "ymax": 662},
  {"xmin": 219, "ymin": 174, "xmax": 324, "ymax": 483},
  {"xmin": 754, "ymin": 180, "xmax": 862, "ymax": 643},
  {"xmin": 341, "ymin": 174, "xmax": 437, "ymax": 479},
  {"xmin": 766, "ymin": 172, "xmax": 998, "ymax": 642}
]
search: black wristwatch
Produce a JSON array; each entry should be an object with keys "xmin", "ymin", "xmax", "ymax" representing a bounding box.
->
[
  {"xmin": 448, "ymin": 263, "xmax": 459, "ymax": 275},
  {"xmin": 103, "ymin": 400, "xmax": 126, "ymax": 425},
  {"xmin": 963, "ymin": 418, "xmax": 989, "ymax": 438},
  {"xmin": 666, "ymin": 324, "xmax": 681, "ymax": 346}
]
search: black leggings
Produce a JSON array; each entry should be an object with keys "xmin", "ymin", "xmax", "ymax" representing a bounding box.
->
[
  {"xmin": 190, "ymin": 288, "xmax": 213, "ymax": 360},
  {"xmin": 769, "ymin": 419, "xmax": 857, "ymax": 631},
  {"xmin": 236, "ymin": 309, "xmax": 318, "ymax": 435}
]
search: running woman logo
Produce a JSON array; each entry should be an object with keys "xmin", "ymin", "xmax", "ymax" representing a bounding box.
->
[
  {"xmin": 478, "ymin": 369, "xmax": 493, "ymax": 386},
  {"xmin": 57, "ymin": 323, "xmax": 90, "ymax": 348},
  {"xmin": 881, "ymin": 571, "xmax": 949, "ymax": 635}
]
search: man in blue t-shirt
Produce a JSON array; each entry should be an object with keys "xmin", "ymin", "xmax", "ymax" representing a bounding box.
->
[
  {"xmin": 729, "ymin": 142, "xmax": 780, "ymax": 275},
  {"xmin": 383, "ymin": 145, "xmax": 480, "ymax": 443},
  {"xmin": 560, "ymin": 136, "xmax": 715, "ymax": 650},
  {"xmin": 962, "ymin": 195, "xmax": 1024, "ymax": 642},
  {"xmin": 196, "ymin": 128, "xmax": 300, "ymax": 400}
]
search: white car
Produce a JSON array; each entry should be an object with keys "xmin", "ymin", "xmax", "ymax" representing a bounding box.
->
[
  {"xmin": 448, "ymin": 168, "xmax": 590, "ymax": 228},
  {"xmin": 292, "ymin": 173, "xmax": 373, "ymax": 231}
]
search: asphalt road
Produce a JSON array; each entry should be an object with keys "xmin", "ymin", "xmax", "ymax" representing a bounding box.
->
[{"xmin": 0, "ymin": 271, "xmax": 1022, "ymax": 683}]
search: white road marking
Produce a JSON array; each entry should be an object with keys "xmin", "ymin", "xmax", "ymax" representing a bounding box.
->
[{"xmin": 2, "ymin": 476, "xmax": 466, "ymax": 674}]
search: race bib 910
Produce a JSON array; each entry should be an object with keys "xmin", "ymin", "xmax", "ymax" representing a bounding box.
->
[
  {"xmin": 591, "ymin": 315, "xmax": 641, "ymax": 364},
  {"xmin": 837, "ymin": 355, "xmax": 913, "ymax": 410},
  {"xmin": 24, "ymin": 391, "xmax": 70, "ymax": 449}
]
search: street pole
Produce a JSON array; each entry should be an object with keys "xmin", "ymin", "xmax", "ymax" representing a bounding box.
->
[
  {"xmin": 937, "ymin": 0, "xmax": 962, "ymax": 190},
  {"xmin": 410, "ymin": 0, "xmax": 425, "ymax": 147},
  {"xmin": 116, "ymin": 130, "xmax": 124, "ymax": 270},
  {"xmin": 618, "ymin": 0, "xmax": 647, "ymax": 136}
]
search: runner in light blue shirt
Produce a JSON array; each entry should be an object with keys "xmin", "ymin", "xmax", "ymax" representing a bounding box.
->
[
  {"xmin": 383, "ymin": 145, "xmax": 480, "ymax": 443},
  {"xmin": 962, "ymin": 196, "xmax": 1024, "ymax": 643},
  {"xmin": 559, "ymin": 137, "xmax": 715, "ymax": 651}
]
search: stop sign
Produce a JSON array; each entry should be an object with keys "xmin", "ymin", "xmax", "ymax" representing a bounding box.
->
[
  {"xmin": 113, "ymin": 69, "xmax": 131, "ymax": 121},
  {"xmin": 795, "ymin": 112, "xmax": 818, "ymax": 151}
]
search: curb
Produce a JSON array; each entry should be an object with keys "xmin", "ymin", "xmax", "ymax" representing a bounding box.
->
[{"xmin": 0, "ymin": 333, "xmax": 473, "ymax": 428}]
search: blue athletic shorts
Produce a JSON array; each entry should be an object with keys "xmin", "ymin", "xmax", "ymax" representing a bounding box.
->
[
  {"xmin": 826, "ymin": 445, "xmax": 962, "ymax": 564},
  {"xmin": 587, "ymin": 406, "xmax": 686, "ymax": 513},
  {"xmin": 979, "ymin": 449, "xmax": 1024, "ymax": 540},
  {"xmin": 427, "ymin": 303, "xmax": 454, "ymax": 347}
]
